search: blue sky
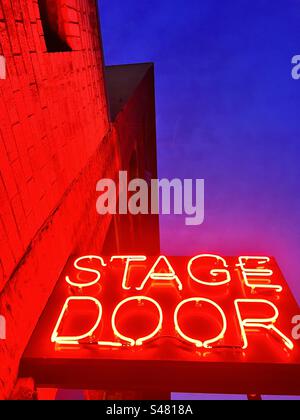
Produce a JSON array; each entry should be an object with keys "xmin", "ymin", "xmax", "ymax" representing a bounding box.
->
[{"xmin": 99, "ymin": 0, "xmax": 300, "ymax": 306}]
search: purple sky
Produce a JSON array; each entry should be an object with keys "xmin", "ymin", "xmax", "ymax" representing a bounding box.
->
[{"xmin": 99, "ymin": 0, "xmax": 300, "ymax": 307}]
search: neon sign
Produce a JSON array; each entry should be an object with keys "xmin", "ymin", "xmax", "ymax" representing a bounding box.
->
[
  {"xmin": 111, "ymin": 296, "xmax": 163, "ymax": 346},
  {"xmin": 234, "ymin": 299, "xmax": 294, "ymax": 350},
  {"xmin": 49, "ymin": 255, "xmax": 296, "ymax": 352},
  {"xmin": 236, "ymin": 256, "xmax": 283, "ymax": 293},
  {"xmin": 187, "ymin": 254, "xmax": 231, "ymax": 287},
  {"xmin": 174, "ymin": 298, "xmax": 227, "ymax": 348},
  {"xmin": 51, "ymin": 296, "xmax": 103, "ymax": 345}
]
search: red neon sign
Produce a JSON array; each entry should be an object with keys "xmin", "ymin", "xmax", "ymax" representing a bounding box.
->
[
  {"xmin": 50, "ymin": 255, "xmax": 294, "ymax": 351},
  {"xmin": 20, "ymin": 254, "xmax": 300, "ymax": 395}
]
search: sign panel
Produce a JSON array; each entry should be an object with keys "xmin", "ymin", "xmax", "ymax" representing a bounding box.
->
[{"xmin": 20, "ymin": 255, "xmax": 300, "ymax": 395}]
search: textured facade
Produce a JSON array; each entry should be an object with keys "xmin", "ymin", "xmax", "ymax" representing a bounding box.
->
[{"xmin": 0, "ymin": 0, "xmax": 159, "ymax": 399}]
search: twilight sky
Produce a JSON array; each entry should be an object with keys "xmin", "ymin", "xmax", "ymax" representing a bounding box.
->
[{"xmin": 99, "ymin": 0, "xmax": 300, "ymax": 305}]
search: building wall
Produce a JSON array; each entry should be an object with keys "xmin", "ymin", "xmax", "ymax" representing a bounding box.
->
[
  {"xmin": 0, "ymin": 1, "xmax": 159, "ymax": 399},
  {"xmin": 0, "ymin": 0, "xmax": 111, "ymax": 399},
  {"xmin": 0, "ymin": 0, "xmax": 114, "ymax": 400},
  {"xmin": 105, "ymin": 64, "xmax": 159, "ymax": 255},
  {"xmin": 0, "ymin": 0, "xmax": 109, "ymax": 292}
]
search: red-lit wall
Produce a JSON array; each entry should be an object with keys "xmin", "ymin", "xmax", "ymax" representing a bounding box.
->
[
  {"xmin": 0, "ymin": 1, "xmax": 159, "ymax": 399},
  {"xmin": 0, "ymin": 0, "xmax": 109, "ymax": 291},
  {"xmin": 0, "ymin": 0, "xmax": 111, "ymax": 399}
]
